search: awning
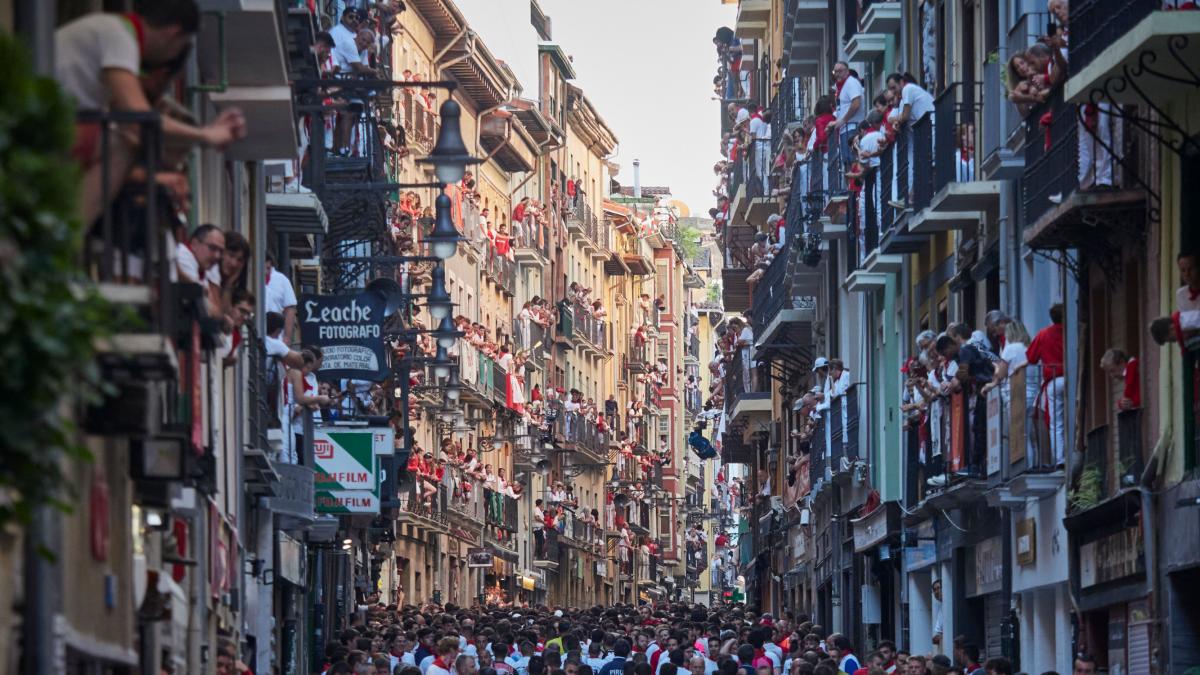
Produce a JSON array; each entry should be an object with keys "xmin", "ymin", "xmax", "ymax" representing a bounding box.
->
[{"xmin": 488, "ymin": 542, "xmax": 520, "ymax": 563}]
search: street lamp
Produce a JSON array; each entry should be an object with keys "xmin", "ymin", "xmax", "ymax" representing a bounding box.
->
[
  {"xmin": 426, "ymin": 193, "xmax": 465, "ymax": 261},
  {"xmin": 434, "ymin": 315, "xmax": 461, "ymax": 350},
  {"xmin": 444, "ymin": 368, "xmax": 462, "ymax": 402},
  {"xmin": 426, "ymin": 266, "xmax": 453, "ymax": 320},
  {"xmin": 419, "ymin": 99, "xmax": 482, "ymax": 184},
  {"xmin": 431, "ymin": 345, "xmax": 453, "ymax": 379}
]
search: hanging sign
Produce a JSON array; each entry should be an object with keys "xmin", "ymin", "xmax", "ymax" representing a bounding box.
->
[{"xmin": 299, "ymin": 290, "xmax": 388, "ymax": 381}]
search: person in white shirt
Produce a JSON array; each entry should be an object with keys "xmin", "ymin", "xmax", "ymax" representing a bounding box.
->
[
  {"xmin": 886, "ymin": 72, "xmax": 936, "ymax": 206},
  {"xmin": 327, "ymin": 8, "xmax": 377, "ymax": 155},
  {"xmin": 55, "ymin": 3, "xmax": 246, "ymax": 224},
  {"xmin": 176, "ymin": 223, "xmax": 224, "ymax": 286},
  {"xmin": 585, "ymin": 642, "xmax": 610, "ymax": 671},
  {"xmin": 825, "ymin": 61, "xmax": 864, "ymax": 139},
  {"xmin": 264, "ymin": 252, "xmax": 298, "ymax": 343}
]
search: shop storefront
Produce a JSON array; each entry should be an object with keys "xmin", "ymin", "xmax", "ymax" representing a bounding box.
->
[
  {"xmin": 852, "ymin": 502, "xmax": 901, "ymax": 650},
  {"xmin": 1064, "ymin": 490, "xmax": 1152, "ymax": 674},
  {"xmin": 1010, "ymin": 492, "xmax": 1072, "ymax": 674},
  {"xmin": 902, "ymin": 518, "xmax": 939, "ymax": 656}
]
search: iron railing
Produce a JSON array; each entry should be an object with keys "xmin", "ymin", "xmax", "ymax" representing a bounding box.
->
[
  {"xmin": 910, "ymin": 114, "xmax": 935, "ymax": 210},
  {"xmin": 1022, "ymin": 86, "xmax": 1078, "ymax": 225},
  {"xmin": 1070, "ymin": 0, "xmax": 1174, "ymax": 77},
  {"xmin": 772, "ymin": 76, "xmax": 808, "ymax": 153},
  {"xmin": 933, "ymin": 82, "xmax": 982, "ymax": 194}
]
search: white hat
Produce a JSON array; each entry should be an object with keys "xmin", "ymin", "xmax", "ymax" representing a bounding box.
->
[
  {"xmin": 766, "ymin": 213, "xmax": 782, "ymax": 224},
  {"xmin": 554, "ymin": 609, "xmax": 564, "ymax": 617},
  {"xmin": 812, "ymin": 357, "xmax": 829, "ymax": 371}
]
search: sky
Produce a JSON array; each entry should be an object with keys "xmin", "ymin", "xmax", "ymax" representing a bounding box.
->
[{"xmin": 454, "ymin": 0, "xmax": 738, "ymax": 215}]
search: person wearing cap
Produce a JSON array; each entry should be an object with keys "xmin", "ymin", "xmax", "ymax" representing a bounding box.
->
[
  {"xmin": 928, "ymin": 654, "xmax": 952, "ymax": 675},
  {"xmin": 811, "ymin": 357, "xmax": 832, "ymax": 411}
]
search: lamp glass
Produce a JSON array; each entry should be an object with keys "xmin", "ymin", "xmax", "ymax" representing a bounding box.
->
[
  {"xmin": 434, "ymin": 363, "xmax": 451, "ymax": 378},
  {"xmin": 429, "ymin": 302, "xmax": 450, "ymax": 321},
  {"xmin": 435, "ymin": 161, "xmax": 465, "ymax": 184},
  {"xmin": 446, "ymin": 386, "xmax": 461, "ymax": 401},
  {"xmin": 431, "ymin": 239, "xmax": 457, "ymax": 261}
]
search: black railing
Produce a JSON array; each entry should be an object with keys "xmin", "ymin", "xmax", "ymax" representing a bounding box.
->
[
  {"xmin": 750, "ymin": 240, "xmax": 795, "ymax": 330},
  {"xmin": 910, "ymin": 114, "xmax": 935, "ymax": 210},
  {"xmin": 1022, "ymin": 86, "xmax": 1078, "ymax": 225},
  {"xmin": 625, "ymin": 336, "xmax": 650, "ymax": 371},
  {"xmin": 482, "ymin": 488, "xmax": 519, "ymax": 531},
  {"xmin": 1070, "ymin": 0, "xmax": 1170, "ymax": 78},
  {"xmin": 879, "ymin": 136, "xmax": 897, "ymax": 231},
  {"xmin": 933, "ymin": 82, "xmax": 981, "ymax": 195},
  {"xmin": 826, "ymin": 125, "xmax": 855, "ymax": 196},
  {"xmin": 772, "ymin": 76, "xmax": 808, "ymax": 152},
  {"xmin": 725, "ymin": 347, "xmax": 766, "ymax": 404},
  {"xmin": 1116, "ymin": 408, "xmax": 1145, "ymax": 489},
  {"xmin": 745, "ymin": 138, "xmax": 772, "ymax": 201}
]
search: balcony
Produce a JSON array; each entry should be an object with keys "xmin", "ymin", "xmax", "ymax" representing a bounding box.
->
[
  {"xmin": 483, "ymin": 487, "xmax": 520, "ymax": 532},
  {"xmin": 458, "ymin": 346, "xmax": 508, "ymax": 407},
  {"xmin": 926, "ymin": 82, "xmax": 1001, "ymax": 220},
  {"xmin": 725, "ymin": 348, "xmax": 772, "ymax": 429},
  {"xmin": 750, "ymin": 241, "xmax": 819, "ymax": 366},
  {"xmin": 860, "ymin": 1, "xmax": 902, "ymax": 34},
  {"xmin": 1021, "ymin": 86, "xmax": 1148, "ymax": 250},
  {"xmin": 573, "ymin": 307, "xmax": 610, "ymax": 356},
  {"xmin": 534, "ymin": 527, "xmax": 561, "ymax": 570},
  {"xmin": 1065, "ymin": 0, "xmax": 1200, "ymax": 109},
  {"xmin": 480, "ymin": 112, "xmax": 537, "ymax": 174},
  {"xmin": 550, "ymin": 408, "xmax": 609, "ymax": 464},
  {"xmin": 982, "ymin": 12, "xmax": 1049, "ymax": 178},
  {"xmin": 444, "ymin": 467, "xmax": 486, "ymax": 526},
  {"xmin": 396, "ymin": 481, "xmax": 450, "ymax": 536},
  {"xmin": 620, "ymin": 232, "xmax": 655, "ymax": 276},
  {"xmin": 735, "ymin": 0, "xmax": 770, "ymax": 38},
  {"xmin": 482, "ymin": 251, "xmax": 517, "ymax": 296},
  {"xmin": 513, "ymin": 214, "xmax": 551, "ymax": 267},
  {"xmin": 743, "ymin": 139, "xmax": 778, "ymax": 227},
  {"xmin": 512, "ymin": 316, "xmax": 549, "ymax": 367},
  {"xmin": 625, "ymin": 336, "xmax": 651, "ymax": 373},
  {"xmin": 400, "ymin": 89, "xmax": 439, "ymax": 154},
  {"xmin": 771, "ymin": 76, "xmax": 809, "ymax": 154},
  {"xmin": 807, "ymin": 386, "xmax": 861, "ymax": 490},
  {"xmin": 919, "ymin": 390, "xmax": 990, "ymax": 510}
]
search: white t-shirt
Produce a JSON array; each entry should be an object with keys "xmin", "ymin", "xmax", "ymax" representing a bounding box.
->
[
  {"xmin": 837, "ymin": 76, "xmax": 866, "ymax": 125},
  {"xmin": 265, "ymin": 335, "xmax": 290, "ymax": 359},
  {"xmin": 859, "ymin": 130, "xmax": 886, "ymax": 167},
  {"xmin": 901, "ymin": 82, "xmax": 936, "ymax": 126},
  {"xmin": 1000, "ymin": 341, "xmax": 1027, "ymax": 369},
  {"xmin": 265, "ymin": 267, "xmax": 298, "ymax": 315},
  {"xmin": 55, "ymin": 13, "xmax": 140, "ymax": 110},
  {"xmin": 175, "ymin": 242, "xmax": 207, "ymax": 285},
  {"xmin": 329, "ymin": 23, "xmax": 362, "ymax": 73},
  {"xmin": 749, "ymin": 115, "xmax": 770, "ymax": 143}
]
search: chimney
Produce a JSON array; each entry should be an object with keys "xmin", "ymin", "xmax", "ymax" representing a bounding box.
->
[{"xmin": 633, "ymin": 159, "xmax": 641, "ymax": 199}]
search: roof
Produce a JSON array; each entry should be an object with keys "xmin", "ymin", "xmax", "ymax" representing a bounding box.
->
[{"xmin": 538, "ymin": 43, "xmax": 576, "ymax": 79}]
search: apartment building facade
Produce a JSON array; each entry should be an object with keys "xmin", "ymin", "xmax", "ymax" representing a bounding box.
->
[{"xmin": 711, "ymin": 0, "xmax": 1200, "ymax": 673}]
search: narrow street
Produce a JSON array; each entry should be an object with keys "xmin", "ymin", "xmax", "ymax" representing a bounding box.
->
[{"xmin": 1, "ymin": 0, "xmax": 1199, "ymax": 674}]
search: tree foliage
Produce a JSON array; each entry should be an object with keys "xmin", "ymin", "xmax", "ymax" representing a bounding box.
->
[{"xmin": 0, "ymin": 35, "xmax": 115, "ymax": 528}]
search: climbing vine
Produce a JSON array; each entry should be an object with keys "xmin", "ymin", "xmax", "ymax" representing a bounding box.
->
[{"xmin": 0, "ymin": 35, "xmax": 116, "ymax": 530}]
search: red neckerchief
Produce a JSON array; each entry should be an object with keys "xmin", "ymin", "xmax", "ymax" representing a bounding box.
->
[
  {"xmin": 433, "ymin": 657, "xmax": 451, "ymax": 670},
  {"xmin": 266, "ymin": 267, "xmax": 272, "ymax": 285},
  {"xmin": 122, "ymin": 13, "xmax": 146, "ymax": 57},
  {"xmin": 1189, "ymin": 286, "xmax": 1200, "ymax": 301}
]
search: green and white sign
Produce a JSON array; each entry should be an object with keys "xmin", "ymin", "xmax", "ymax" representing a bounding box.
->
[
  {"xmin": 313, "ymin": 429, "xmax": 378, "ymax": 491},
  {"xmin": 315, "ymin": 489, "xmax": 380, "ymax": 514}
]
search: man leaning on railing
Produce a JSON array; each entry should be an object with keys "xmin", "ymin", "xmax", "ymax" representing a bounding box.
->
[{"xmin": 56, "ymin": 0, "xmax": 247, "ymax": 225}]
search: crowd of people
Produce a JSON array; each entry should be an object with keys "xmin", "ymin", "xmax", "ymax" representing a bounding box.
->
[{"xmin": 291, "ymin": 601, "xmax": 1087, "ymax": 675}]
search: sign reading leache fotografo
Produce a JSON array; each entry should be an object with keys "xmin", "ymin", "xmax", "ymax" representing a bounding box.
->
[{"xmin": 299, "ymin": 292, "xmax": 388, "ymax": 381}]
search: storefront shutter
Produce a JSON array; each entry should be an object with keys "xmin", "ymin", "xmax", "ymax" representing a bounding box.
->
[{"xmin": 984, "ymin": 592, "xmax": 1006, "ymax": 660}]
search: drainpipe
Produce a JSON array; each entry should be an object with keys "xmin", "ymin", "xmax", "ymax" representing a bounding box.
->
[{"xmin": 997, "ymin": 187, "xmax": 1012, "ymax": 311}]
